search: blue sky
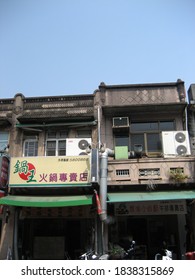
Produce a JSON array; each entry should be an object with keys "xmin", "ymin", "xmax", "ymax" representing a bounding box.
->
[{"xmin": 0, "ymin": 0, "xmax": 194, "ymax": 98}]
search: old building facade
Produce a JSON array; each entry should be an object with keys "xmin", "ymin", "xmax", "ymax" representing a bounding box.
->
[{"xmin": 0, "ymin": 79, "xmax": 195, "ymax": 259}]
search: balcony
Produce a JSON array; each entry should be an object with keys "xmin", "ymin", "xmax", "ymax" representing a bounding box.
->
[{"xmin": 107, "ymin": 156, "xmax": 195, "ymax": 187}]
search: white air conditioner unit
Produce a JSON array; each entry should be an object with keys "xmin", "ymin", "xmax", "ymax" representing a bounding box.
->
[
  {"xmin": 66, "ymin": 138, "xmax": 91, "ymax": 156},
  {"xmin": 162, "ymin": 131, "xmax": 191, "ymax": 157},
  {"xmin": 113, "ymin": 117, "xmax": 129, "ymax": 128}
]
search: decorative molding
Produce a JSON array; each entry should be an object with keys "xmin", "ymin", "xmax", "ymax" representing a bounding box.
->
[
  {"xmin": 12, "ymin": 106, "xmax": 22, "ymax": 115},
  {"xmin": 120, "ymin": 90, "xmax": 164, "ymax": 104}
]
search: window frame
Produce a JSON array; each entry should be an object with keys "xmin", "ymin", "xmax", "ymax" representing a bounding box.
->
[
  {"xmin": 45, "ymin": 130, "xmax": 67, "ymax": 156},
  {"xmin": 130, "ymin": 120, "xmax": 175, "ymax": 154},
  {"xmin": 113, "ymin": 120, "xmax": 175, "ymax": 155},
  {"xmin": 0, "ymin": 131, "xmax": 9, "ymax": 151},
  {"xmin": 23, "ymin": 139, "xmax": 38, "ymax": 157}
]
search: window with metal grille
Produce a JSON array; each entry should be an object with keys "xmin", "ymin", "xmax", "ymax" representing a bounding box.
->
[
  {"xmin": 139, "ymin": 168, "xmax": 160, "ymax": 177},
  {"xmin": 46, "ymin": 131, "xmax": 67, "ymax": 156},
  {"xmin": 170, "ymin": 167, "xmax": 184, "ymax": 174},
  {"xmin": 24, "ymin": 140, "xmax": 38, "ymax": 157}
]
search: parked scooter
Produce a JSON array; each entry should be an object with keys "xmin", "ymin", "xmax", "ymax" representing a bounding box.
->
[
  {"xmin": 155, "ymin": 242, "xmax": 172, "ymax": 260},
  {"xmin": 185, "ymin": 251, "xmax": 195, "ymax": 260},
  {"xmin": 79, "ymin": 250, "xmax": 98, "ymax": 260},
  {"xmin": 108, "ymin": 240, "xmax": 136, "ymax": 260},
  {"xmin": 155, "ymin": 249, "xmax": 172, "ymax": 260},
  {"xmin": 79, "ymin": 250, "xmax": 109, "ymax": 260}
]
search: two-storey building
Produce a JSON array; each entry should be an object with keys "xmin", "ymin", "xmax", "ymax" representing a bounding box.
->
[
  {"xmin": 0, "ymin": 93, "xmax": 99, "ymax": 260},
  {"xmin": 94, "ymin": 79, "xmax": 195, "ymax": 259},
  {"xmin": 1, "ymin": 79, "xmax": 195, "ymax": 259}
]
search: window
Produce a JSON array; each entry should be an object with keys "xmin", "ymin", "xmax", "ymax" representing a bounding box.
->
[
  {"xmin": 24, "ymin": 140, "xmax": 38, "ymax": 157},
  {"xmin": 77, "ymin": 129, "xmax": 91, "ymax": 138},
  {"xmin": 114, "ymin": 120, "xmax": 175, "ymax": 155},
  {"xmin": 115, "ymin": 135, "xmax": 129, "ymax": 147},
  {"xmin": 0, "ymin": 131, "xmax": 9, "ymax": 151},
  {"xmin": 58, "ymin": 140, "xmax": 66, "ymax": 155},
  {"xmin": 46, "ymin": 141, "xmax": 56, "ymax": 156},
  {"xmin": 139, "ymin": 168, "xmax": 160, "ymax": 177},
  {"xmin": 46, "ymin": 130, "xmax": 67, "ymax": 156},
  {"xmin": 130, "ymin": 121, "xmax": 174, "ymax": 153}
]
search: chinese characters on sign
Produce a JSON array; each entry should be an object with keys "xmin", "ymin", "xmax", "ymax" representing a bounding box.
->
[
  {"xmin": 38, "ymin": 172, "xmax": 88, "ymax": 183},
  {"xmin": 10, "ymin": 156, "xmax": 91, "ymax": 187},
  {"xmin": 115, "ymin": 200, "xmax": 187, "ymax": 216}
]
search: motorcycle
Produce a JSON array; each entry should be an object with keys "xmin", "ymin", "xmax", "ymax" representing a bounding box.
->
[
  {"xmin": 109, "ymin": 240, "xmax": 136, "ymax": 260},
  {"xmin": 79, "ymin": 250, "xmax": 109, "ymax": 260},
  {"xmin": 155, "ymin": 249, "xmax": 172, "ymax": 260}
]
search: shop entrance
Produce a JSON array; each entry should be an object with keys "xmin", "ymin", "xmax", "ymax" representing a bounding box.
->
[
  {"xmin": 18, "ymin": 218, "xmax": 94, "ymax": 260},
  {"xmin": 110, "ymin": 215, "xmax": 181, "ymax": 259}
]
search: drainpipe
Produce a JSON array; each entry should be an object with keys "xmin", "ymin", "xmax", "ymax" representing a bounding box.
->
[
  {"xmin": 99, "ymin": 148, "xmax": 114, "ymax": 223},
  {"xmin": 98, "ymin": 148, "xmax": 114, "ymax": 254},
  {"xmin": 97, "ymin": 105, "xmax": 101, "ymax": 150}
]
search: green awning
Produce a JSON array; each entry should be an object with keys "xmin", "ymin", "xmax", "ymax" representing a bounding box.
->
[
  {"xmin": 0, "ymin": 195, "xmax": 92, "ymax": 207},
  {"xmin": 108, "ymin": 190, "xmax": 195, "ymax": 203}
]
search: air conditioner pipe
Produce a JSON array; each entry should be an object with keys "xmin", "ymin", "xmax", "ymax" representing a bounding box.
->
[
  {"xmin": 99, "ymin": 148, "xmax": 114, "ymax": 224},
  {"xmin": 98, "ymin": 146, "xmax": 141, "ymax": 223}
]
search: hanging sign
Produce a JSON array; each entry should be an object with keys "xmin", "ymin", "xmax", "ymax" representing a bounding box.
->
[
  {"xmin": 9, "ymin": 156, "xmax": 91, "ymax": 188},
  {"xmin": 115, "ymin": 200, "xmax": 187, "ymax": 216}
]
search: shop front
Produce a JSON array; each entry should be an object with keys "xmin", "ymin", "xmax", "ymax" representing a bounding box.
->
[
  {"xmin": 18, "ymin": 204, "xmax": 96, "ymax": 260},
  {"xmin": 107, "ymin": 191, "xmax": 195, "ymax": 260},
  {"xmin": 0, "ymin": 194, "xmax": 97, "ymax": 260},
  {"xmin": 0, "ymin": 155, "xmax": 100, "ymax": 260}
]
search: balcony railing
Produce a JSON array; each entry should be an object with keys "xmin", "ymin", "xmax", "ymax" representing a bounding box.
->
[{"xmin": 107, "ymin": 157, "xmax": 195, "ymax": 186}]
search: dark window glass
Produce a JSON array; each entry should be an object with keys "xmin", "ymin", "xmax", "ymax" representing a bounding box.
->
[
  {"xmin": 58, "ymin": 140, "xmax": 66, "ymax": 155},
  {"xmin": 117, "ymin": 120, "xmax": 174, "ymax": 156},
  {"xmin": 47, "ymin": 132, "xmax": 57, "ymax": 138},
  {"xmin": 131, "ymin": 122, "xmax": 158, "ymax": 132},
  {"xmin": 130, "ymin": 134, "xmax": 145, "ymax": 151},
  {"xmin": 159, "ymin": 121, "xmax": 174, "ymax": 131},
  {"xmin": 24, "ymin": 141, "xmax": 38, "ymax": 157},
  {"xmin": 59, "ymin": 131, "xmax": 68, "ymax": 138},
  {"xmin": 115, "ymin": 136, "xmax": 129, "ymax": 147},
  {"xmin": 147, "ymin": 133, "xmax": 161, "ymax": 152},
  {"xmin": 77, "ymin": 130, "xmax": 91, "ymax": 138},
  {"xmin": 46, "ymin": 141, "xmax": 56, "ymax": 156}
]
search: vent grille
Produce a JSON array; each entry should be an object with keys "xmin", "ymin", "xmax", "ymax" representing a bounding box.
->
[
  {"xmin": 113, "ymin": 117, "xmax": 129, "ymax": 127},
  {"xmin": 116, "ymin": 169, "xmax": 130, "ymax": 176},
  {"xmin": 139, "ymin": 168, "xmax": 160, "ymax": 177},
  {"xmin": 170, "ymin": 167, "xmax": 184, "ymax": 174}
]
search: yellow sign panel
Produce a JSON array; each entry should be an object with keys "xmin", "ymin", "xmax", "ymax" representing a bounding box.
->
[{"xmin": 9, "ymin": 156, "xmax": 91, "ymax": 187}]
